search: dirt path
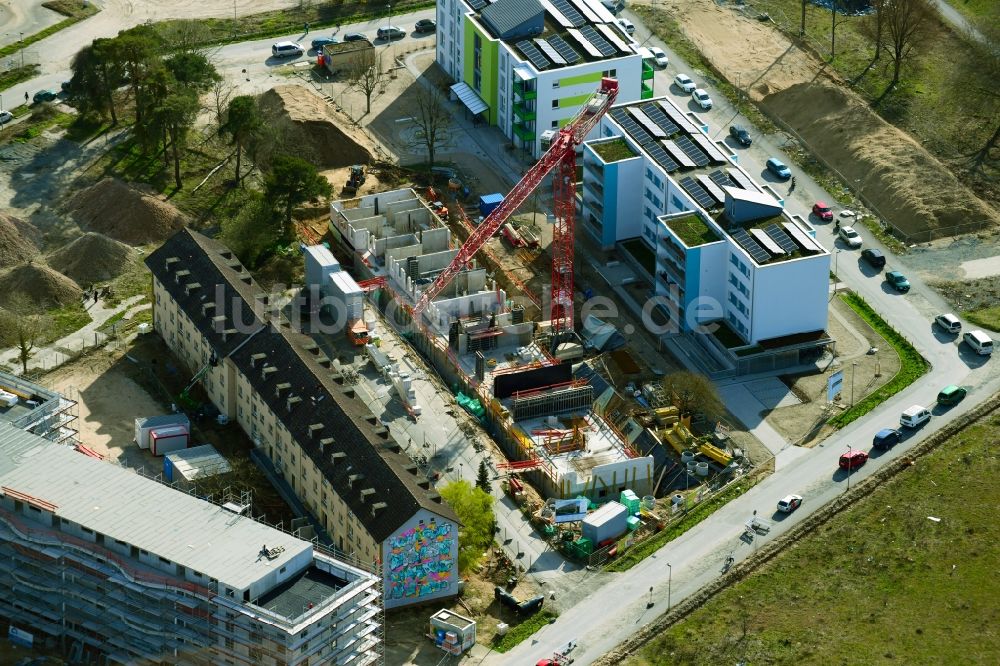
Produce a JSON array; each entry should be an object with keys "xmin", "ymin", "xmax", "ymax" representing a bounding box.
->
[{"xmin": 642, "ymin": 0, "xmax": 999, "ymax": 240}]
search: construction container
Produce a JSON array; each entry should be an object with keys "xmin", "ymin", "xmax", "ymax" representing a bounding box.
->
[
  {"xmin": 619, "ymin": 490, "xmax": 641, "ymax": 515},
  {"xmin": 149, "ymin": 425, "xmax": 189, "ymax": 456},
  {"xmin": 135, "ymin": 414, "xmax": 190, "ymax": 449},
  {"xmin": 478, "ymin": 193, "xmax": 504, "ymax": 218},
  {"xmin": 582, "ymin": 501, "xmax": 628, "ymax": 544},
  {"xmin": 164, "ymin": 444, "xmax": 231, "ymax": 484},
  {"xmin": 626, "ymin": 515, "xmax": 641, "ymax": 531},
  {"xmin": 303, "ymin": 243, "xmax": 340, "ymax": 291},
  {"xmin": 428, "ymin": 609, "xmax": 476, "ymax": 656},
  {"xmin": 0, "ymin": 389, "xmax": 18, "ymax": 408},
  {"xmin": 328, "ymin": 271, "xmax": 363, "ymax": 321}
]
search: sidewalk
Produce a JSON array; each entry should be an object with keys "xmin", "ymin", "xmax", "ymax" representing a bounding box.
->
[{"xmin": 0, "ymin": 295, "xmax": 148, "ymax": 375}]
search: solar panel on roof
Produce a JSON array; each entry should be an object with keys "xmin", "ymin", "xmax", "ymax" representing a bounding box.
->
[
  {"xmin": 709, "ymin": 169, "xmax": 735, "ymax": 191},
  {"xmin": 657, "ymin": 100, "xmax": 698, "ymax": 134},
  {"xmin": 517, "ymin": 40, "xmax": 551, "ymax": 70},
  {"xmin": 696, "ymin": 175, "xmax": 726, "ymax": 203},
  {"xmin": 765, "ymin": 224, "xmax": 798, "ymax": 254},
  {"xmin": 535, "ymin": 38, "xmax": 566, "ymax": 65},
  {"xmin": 629, "ymin": 108, "xmax": 665, "ymax": 138},
  {"xmin": 580, "ymin": 25, "xmax": 616, "ymax": 57},
  {"xmin": 567, "ymin": 27, "xmax": 603, "ymax": 58},
  {"xmin": 551, "ymin": 0, "xmax": 587, "ymax": 26},
  {"xmin": 595, "ymin": 22, "xmax": 631, "ymax": 53},
  {"xmin": 640, "ymin": 104, "xmax": 679, "ymax": 137},
  {"xmin": 679, "ymin": 176, "xmax": 716, "ymax": 210},
  {"xmin": 663, "ymin": 140, "xmax": 696, "ymax": 169},
  {"xmin": 675, "ymin": 136, "xmax": 710, "ymax": 167},
  {"xmin": 751, "ymin": 228, "xmax": 785, "ymax": 256},
  {"xmin": 732, "ymin": 228, "xmax": 771, "ymax": 264},
  {"xmin": 568, "ymin": 0, "xmax": 602, "ymax": 22},
  {"xmin": 468, "ymin": 0, "xmax": 487, "ymax": 9},
  {"xmin": 547, "ymin": 35, "xmax": 581, "ymax": 64},
  {"xmin": 782, "ymin": 222, "xmax": 820, "ymax": 253},
  {"xmin": 647, "ymin": 144, "xmax": 679, "ymax": 172}
]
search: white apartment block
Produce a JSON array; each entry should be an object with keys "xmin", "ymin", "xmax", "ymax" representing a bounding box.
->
[{"xmin": 436, "ymin": 0, "xmax": 652, "ymax": 157}]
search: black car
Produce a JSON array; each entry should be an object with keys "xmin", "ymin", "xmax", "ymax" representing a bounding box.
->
[
  {"xmin": 342, "ymin": 32, "xmax": 367, "ymax": 42},
  {"xmin": 861, "ymin": 248, "xmax": 886, "ymax": 269},
  {"xmin": 415, "ymin": 18, "xmax": 437, "ymax": 33},
  {"xmin": 729, "ymin": 125, "xmax": 752, "ymax": 146},
  {"xmin": 872, "ymin": 428, "xmax": 901, "ymax": 450}
]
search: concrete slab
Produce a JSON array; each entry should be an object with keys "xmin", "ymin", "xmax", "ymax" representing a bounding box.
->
[
  {"xmin": 960, "ymin": 256, "xmax": 1000, "ymax": 280},
  {"xmin": 742, "ymin": 377, "xmax": 801, "ymax": 409},
  {"xmin": 718, "ymin": 383, "xmax": 790, "ymax": 457}
]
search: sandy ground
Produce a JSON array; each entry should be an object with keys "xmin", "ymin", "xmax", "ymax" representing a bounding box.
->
[
  {"xmin": 767, "ymin": 295, "xmax": 901, "ymax": 446},
  {"xmin": 646, "ymin": 0, "xmax": 1000, "ymax": 239}
]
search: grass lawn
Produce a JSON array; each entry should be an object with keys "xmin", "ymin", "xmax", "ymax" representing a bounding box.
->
[
  {"xmin": 492, "ymin": 610, "xmax": 557, "ymax": 653},
  {"xmin": 47, "ymin": 303, "xmax": 92, "ymax": 343},
  {"xmin": 627, "ymin": 406, "xmax": 1000, "ymax": 665},
  {"xmin": 829, "ymin": 292, "xmax": 930, "ymax": 427},
  {"xmin": 966, "ymin": 306, "xmax": 1000, "ymax": 332},
  {"xmin": 947, "ymin": 0, "xmax": 996, "ymax": 22},
  {"xmin": 0, "ymin": 65, "xmax": 40, "ymax": 94}
]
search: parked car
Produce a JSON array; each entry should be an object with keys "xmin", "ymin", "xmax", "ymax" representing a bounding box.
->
[
  {"xmin": 271, "ymin": 41, "xmax": 304, "ymax": 58},
  {"xmin": 777, "ymin": 494, "xmax": 803, "ymax": 513},
  {"xmin": 692, "ymin": 89, "xmax": 713, "ymax": 110},
  {"xmin": 812, "ymin": 201, "xmax": 833, "ymax": 221},
  {"xmin": 0, "ymin": 110, "xmax": 12, "ymax": 125},
  {"xmin": 766, "ymin": 157, "xmax": 791, "ymax": 179},
  {"xmin": 838, "ymin": 225, "xmax": 862, "ymax": 248},
  {"xmin": 33, "ymin": 89, "xmax": 58, "ymax": 103},
  {"xmin": 674, "ymin": 73, "xmax": 696, "ymax": 93},
  {"xmin": 886, "ymin": 270, "xmax": 910, "ymax": 293},
  {"xmin": 839, "ymin": 449, "xmax": 869, "ymax": 471},
  {"xmin": 414, "ymin": 18, "xmax": 437, "ymax": 33},
  {"xmin": 310, "ymin": 36, "xmax": 338, "ymax": 51},
  {"xmin": 617, "ymin": 18, "xmax": 636, "ymax": 34},
  {"xmin": 343, "ymin": 32, "xmax": 368, "ymax": 42},
  {"xmin": 900, "ymin": 405, "xmax": 931, "ymax": 428},
  {"xmin": 934, "ymin": 313, "xmax": 962, "ymax": 334},
  {"xmin": 937, "ymin": 385, "xmax": 967, "ymax": 406},
  {"xmin": 377, "ymin": 25, "xmax": 406, "ymax": 40},
  {"xmin": 962, "ymin": 329, "xmax": 994, "ymax": 356},
  {"xmin": 861, "ymin": 248, "xmax": 886, "ymax": 269},
  {"xmin": 872, "ymin": 428, "xmax": 901, "ymax": 450},
  {"xmin": 729, "ymin": 125, "xmax": 752, "ymax": 146},
  {"xmin": 649, "ymin": 46, "xmax": 669, "ymax": 67}
]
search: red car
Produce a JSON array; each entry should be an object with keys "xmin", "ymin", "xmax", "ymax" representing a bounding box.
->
[
  {"xmin": 812, "ymin": 201, "xmax": 833, "ymax": 221},
  {"xmin": 839, "ymin": 449, "xmax": 868, "ymax": 470}
]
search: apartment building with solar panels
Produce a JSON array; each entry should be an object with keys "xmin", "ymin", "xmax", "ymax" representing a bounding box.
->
[
  {"xmin": 581, "ymin": 96, "xmax": 832, "ymax": 361},
  {"xmin": 436, "ymin": 0, "xmax": 650, "ymax": 157}
]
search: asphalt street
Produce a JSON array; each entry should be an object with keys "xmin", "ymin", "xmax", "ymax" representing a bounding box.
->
[{"xmin": 4, "ymin": 4, "xmax": 999, "ymax": 664}]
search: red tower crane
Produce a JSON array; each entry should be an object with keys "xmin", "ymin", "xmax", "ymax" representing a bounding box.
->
[{"xmin": 410, "ymin": 78, "xmax": 620, "ymax": 338}]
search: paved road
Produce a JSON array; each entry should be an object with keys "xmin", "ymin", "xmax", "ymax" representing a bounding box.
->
[
  {"xmin": 489, "ymin": 9, "xmax": 1000, "ymax": 666},
  {"xmin": 928, "ymin": 0, "xmax": 986, "ymax": 44},
  {"xmin": 0, "ymin": 0, "xmax": 64, "ymax": 49}
]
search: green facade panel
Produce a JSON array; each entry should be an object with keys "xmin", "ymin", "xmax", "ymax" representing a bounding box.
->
[
  {"xmin": 463, "ymin": 17, "xmax": 499, "ymax": 125},
  {"xmin": 558, "ymin": 92, "xmax": 594, "ymax": 109},
  {"xmin": 558, "ymin": 71, "xmax": 603, "ymax": 88}
]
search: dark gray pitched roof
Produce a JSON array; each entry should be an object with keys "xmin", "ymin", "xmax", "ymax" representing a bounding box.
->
[
  {"xmin": 146, "ymin": 230, "xmax": 457, "ymax": 543},
  {"xmin": 481, "ymin": 0, "xmax": 545, "ymax": 41}
]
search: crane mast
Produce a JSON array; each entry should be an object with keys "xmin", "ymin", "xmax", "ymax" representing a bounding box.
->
[{"xmin": 410, "ymin": 78, "xmax": 620, "ymax": 334}]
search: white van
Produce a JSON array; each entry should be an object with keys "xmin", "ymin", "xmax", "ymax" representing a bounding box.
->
[
  {"xmin": 963, "ymin": 330, "xmax": 994, "ymax": 356},
  {"xmin": 900, "ymin": 405, "xmax": 931, "ymax": 429}
]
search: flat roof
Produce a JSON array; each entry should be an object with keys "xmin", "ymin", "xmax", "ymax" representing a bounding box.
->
[
  {"xmin": 0, "ymin": 422, "xmax": 309, "ymax": 592},
  {"xmin": 257, "ymin": 566, "xmax": 350, "ymax": 619},
  {"xmin": 514, "ymin": 412, "xmax": 631, "ymax": 477}
]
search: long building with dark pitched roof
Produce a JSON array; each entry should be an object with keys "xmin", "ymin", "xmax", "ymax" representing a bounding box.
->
[{"xmin": 147, "ymin": 229, "xmax": 459, "ymax": 609}]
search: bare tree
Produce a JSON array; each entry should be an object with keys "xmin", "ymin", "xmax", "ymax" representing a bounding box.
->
[
  {"xmin": 879, "ymin": 0, "xmax": 936, "ymax": 98},
  {"xmin": 347, "ymin": 49, "xmax": 385, "ymax": 115},
  {"xmin": 210, "ymin": 79, "xmax": 236, "ymax": 127},
  {"xmin": 661, "ymin": 371, "xmax": 725, "ymax": 421},
  {"xmin": 0, "ymin": 295, "xmax": 50, "ymax": 375},
  {"xmin": 855, "ymin": 0, "xmax": 887, "ymax": 84},
  {"xmin": 408, "ymin": 85, "xmax": 453, "ymax": 180}
]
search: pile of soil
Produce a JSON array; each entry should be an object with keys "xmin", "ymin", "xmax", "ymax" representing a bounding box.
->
[
  {"xmin": 47, "ymin": 232, "xmax": 136, "ymax": 285},
  {"xmin": 0, "ymin": 263, "xmax": 82, "ymax": 308},
  {"xmin": 259, "ymin": 85, "xmax": 373, "ymax": 168},
  {"xmin": 0, "ymin": 212, "xmax": 40, "ymax": 269},
  {"xmin": 66, "ymin": 178, "xmax": 187, "ymax": 245}
]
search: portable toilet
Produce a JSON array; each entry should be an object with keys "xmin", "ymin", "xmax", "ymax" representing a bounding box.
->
[{"xmin": 479, "ymin": 193, "xmax": 504, "ymax": 218}]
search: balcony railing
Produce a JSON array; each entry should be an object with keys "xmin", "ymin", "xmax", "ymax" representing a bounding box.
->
[
  {"xmin": 641, "ymin": 81, "xmax": 654, "ymax": 99},
  {"xmin": 513, "ymin": 122, "xmax": 535, "ymax": 141},
  {"xmin": 642, "ymin": 62, "xmax": 654, "ymax": 80},
  {"xmin": 513, "ymin": 80, "xmax": 537, "ymax": 100},
  {"xmin": 512, "ymin": 102, "xmax": 536, "ymax": 120}
]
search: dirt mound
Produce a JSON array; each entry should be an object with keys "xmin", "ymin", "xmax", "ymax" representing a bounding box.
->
[
  {"xmin": 66, "ymin": 178, "xmax": 187, "ymax": 245},
  {"xmin": 0, "ymin": 263, "xmax": 82, "ymax": 308},
  {"xmin": 0, "ymin": 212, "xmax": 40, "ymax": 269},
  {"xmin": 47, "ymin": 232, "xmax": 136, "ymax": 285},
  {"xmin": 259, "ymin": 85, "xmax": 373, "ymax": 168},
  {"xmin": 761, "ymin": 82, "xmax": 1000, "ymax": 240}
]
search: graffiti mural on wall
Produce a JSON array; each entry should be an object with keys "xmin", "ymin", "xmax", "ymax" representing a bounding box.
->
[{"xmin": 387, "ymin": 517, "xmax": 455, "ymax": 600}]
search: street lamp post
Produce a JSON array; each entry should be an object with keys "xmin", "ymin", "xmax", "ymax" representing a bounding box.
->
[
  {"xmin": 667, "ymin": 562, "xmax": 672, "ymax": 611},
  {"xmin": 851, "ymin": 361, "xmax": 857, "ymax": 406},
  {"xmin": 846, "ymin": 444, "xmax": 852, "ymax": 491}
]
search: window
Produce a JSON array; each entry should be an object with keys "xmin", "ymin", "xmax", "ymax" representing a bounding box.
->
[
  {"xmin": 473, "ymin": 33, "xmax": 482, "ymax": 91},
  {"xmin": 551, "ymin": 120, "xmax": 558, "ymax": 129},
  {"xmin": 552, "ymin": 99, "xmax": 559, "ymax": 109},
  {"xmin": 552, "ymin": 80, "xmax": 559, "ymax": 88}
]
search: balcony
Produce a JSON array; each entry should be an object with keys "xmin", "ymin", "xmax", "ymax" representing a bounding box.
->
[
  {"xmin": 513, "ymin": 80, "xmax": 537, "ymax": 100},
  {"xmin": 641, "ymin": 81, "xmax": 654, "ymax": 99},
  {"xmin": 513, "ymin": 122, "xmax": 535, "ymax": 141},
  {"xmin": 642, "ymin": 62, "xmax": 654, "ymax": 80},
  {"xmin": 512, "ymin": 102, "xmax": 536, "ymax": 120}
]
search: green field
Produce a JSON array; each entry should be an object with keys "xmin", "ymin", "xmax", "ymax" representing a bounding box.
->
[{"xmin": 626, "ymin": 404, "xmax": 1000, "ymax": 665}]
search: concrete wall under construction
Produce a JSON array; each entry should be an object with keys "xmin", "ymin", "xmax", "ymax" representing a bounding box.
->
[{"xmin": 330, "ymin": 188, "xmax": 439, "ymax": 253}]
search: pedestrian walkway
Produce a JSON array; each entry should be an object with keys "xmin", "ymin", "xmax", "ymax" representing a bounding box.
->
[{"xmin": 0, "ymin": 295, "xmax": 148, "ymax": 375}]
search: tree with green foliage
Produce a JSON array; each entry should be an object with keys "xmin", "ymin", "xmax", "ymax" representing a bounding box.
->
[
  {"xmin": 68, "ymin": 39, "xmax": 124, "ymax": 124},
  {"xmin": 114, "ymin": 26, "xmax": 162, "ymax": 126},
  {"xmin": 439, "ymin": 480, "xmax": 495, "ymax": 573},
  {"xmin": 154, "ymin": 90, "xmax": 200, "ymax": 189},
  {"xmin": 662, "ymin": 370, "xmax": 725, "ymax": 422},
  {"xmin": 221, "ymin": 193, "xmax": 280, "ymax": 268},
  {"xmin": 221, "ymin": 95, "xmax": 263, "ymax": 184},
  {"xmin": 164, "ymin": 51, "xmax": 221, "ymax": 92},
  {"xmin": 477, "ymin": 460, "xmax": 491, "ymax": 493},
  {"xmin": 264, "ymin": 155, "xmax": 333, "ymax": 240}
]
